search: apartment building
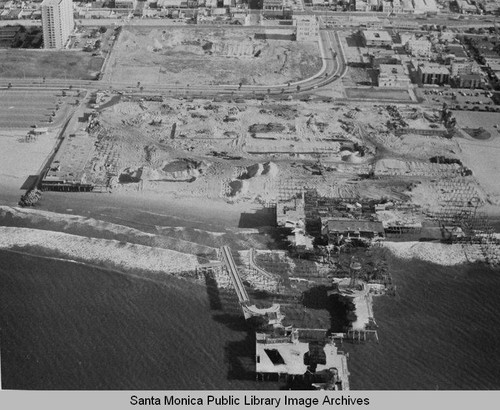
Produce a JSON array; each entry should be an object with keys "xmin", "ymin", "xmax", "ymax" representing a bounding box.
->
[{"xmin": 41, "ymin": 0, "xmax": 74, "ymax": 49}]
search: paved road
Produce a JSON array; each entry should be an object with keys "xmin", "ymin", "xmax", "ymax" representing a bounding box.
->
[{"xmin": 0, "ymin": 24, "xmax": 345, "ymax": 97}]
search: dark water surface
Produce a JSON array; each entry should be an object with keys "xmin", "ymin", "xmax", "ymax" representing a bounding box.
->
[
  {"xmin": 344, "ymin": 257, "xmax": 500, "ymax": 390},
  {"xmin": 0, "ymin": 251, "xmax": 279, "ymax": 390}
]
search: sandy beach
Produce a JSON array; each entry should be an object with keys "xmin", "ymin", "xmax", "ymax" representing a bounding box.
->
[
  {"xmin": 0, "ymin": 226, "xmax": 200, "ymax": 276},
  {"xmin": 381, "ymin": 241, "xmax": 482, "ymax": 266}
]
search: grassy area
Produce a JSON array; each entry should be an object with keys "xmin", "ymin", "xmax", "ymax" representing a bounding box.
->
[
  {"xmin": 0, "ymin": 50, "xmax": 104, "ymax": 80},
  {"xmin": 345, "ymin": 87, "xmax": 412, "ymax": 101}
]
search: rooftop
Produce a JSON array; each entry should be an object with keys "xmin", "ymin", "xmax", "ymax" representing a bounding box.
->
[
  {"xmin": 379, "ymin": 63, "xmax": 408, "ymax": 76},
  {"xmin": 363, "ymin": 30, "xmax": 392, "ymax": 43},
  {"xmin": 322, "ymin": 219, "xmax": 385, "ymax": 234},
  {"xmin": 41, "ymin": 0, "xmax": 64, "ymax": 6},
  {"xmin": 418, "ymin": 63, "xmax": 450, "ymax": 75},
  {"xmin": 43, "ymin": 132, "xmax": 95, "ymax": 185}
]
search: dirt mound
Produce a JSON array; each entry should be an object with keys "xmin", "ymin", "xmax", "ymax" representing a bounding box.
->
[
  {"xmin": 341, "ymin": 152, "xmax": 364, "ymax": 164},
  {"xmin": 119, "ymin": 167, "xmax": 143, "ymax": 183},
  {"xmin": 242, "ymin": 163, "xmax": 264, "ymax": 179},
  {"xmin": 228, "ymin": 180, "xmax": 249, "ymax": 197},
  {"xmin": 241, "ymin": 162, "xmax": 279, "ymax": 180},
  {"xmin": 262, "ymin": 161, "xmax": 279, "ymax": 177}
]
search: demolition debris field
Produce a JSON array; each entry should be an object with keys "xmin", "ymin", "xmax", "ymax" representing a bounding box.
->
[{"xmin": 105, "ymin": 27, "xmax": 322, "ymax": 86}]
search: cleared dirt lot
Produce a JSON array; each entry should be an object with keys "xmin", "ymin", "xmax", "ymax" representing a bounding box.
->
[
  {"xmin": 0, "ymin": 50, "xmax": 103, "ymax": 80},
  {"xmin": 105, "ymin": 27, "xmax": 322, "ymax": 86},
  {"xmin": 453, "ymin": 110, "xmax": 500, "ymax": 208}
]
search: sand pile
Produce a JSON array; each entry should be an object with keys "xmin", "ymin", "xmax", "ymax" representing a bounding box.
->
[
  {"xmin": 262, "ymin": 162, "xmax": 279, "ymax": 177},
  {"xmin": 0, "ymin": 227, "xmax": 200, "ymax": 275},
  {"xmin": 241, "ymin": 162, "xmax": 279, "ymax": 179},
  {"xmin": 120, "ymin": 160, "xmax": 210, "ymax": 183}
]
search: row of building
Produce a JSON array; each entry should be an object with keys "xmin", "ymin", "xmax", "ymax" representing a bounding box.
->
[
  {"xmin": 381, "ymin": 0, "xmax": 439, "ymax": 14},
  {"xmin": 360, "ymin": 29, "xmax": 490, "ymax": 88}
]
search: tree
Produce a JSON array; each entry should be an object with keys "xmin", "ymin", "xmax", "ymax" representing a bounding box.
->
[
  {"xmin": 296, "ymin": 85, "xmax": 301, "ymax": 92},
  {"xmin": 267, "ymin": 88, "xmax": 271, "ymax": 94},
  {"xmin": 137, "ymin": 81, "xmax": 141, "ymax": 88},
  {"xmin": 99, "ymin": 26, "xmax": 107, "ymax": 34},
  {"xmin": 7, "ymin": 82, "xmax": 12, "ymax": 89}
]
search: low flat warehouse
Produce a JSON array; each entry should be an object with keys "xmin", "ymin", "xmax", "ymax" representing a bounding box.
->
[{"xmin": 42, "ymin": 132, "xmax": 95, "ymax": 191}]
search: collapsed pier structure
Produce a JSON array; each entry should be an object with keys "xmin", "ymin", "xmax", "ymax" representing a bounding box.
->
[{"xmin": 215, "ymin": 246, "xmax": 350, "ymax": 390}]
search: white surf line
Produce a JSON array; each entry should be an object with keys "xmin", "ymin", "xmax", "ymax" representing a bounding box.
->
[{"xmin": 0, "ymin": 248, "xmax": 193, "ymax": 286}]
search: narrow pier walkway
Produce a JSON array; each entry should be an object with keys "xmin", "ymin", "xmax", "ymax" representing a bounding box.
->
[{"xmin": 220, "ymin": 246, "xmax": 250, "ymax": 304}]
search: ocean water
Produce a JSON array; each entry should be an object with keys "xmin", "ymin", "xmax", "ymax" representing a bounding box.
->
[
  {"xmin": 0, "ymin": 251, "xmax": 279, "ymax": 390},
  {"xmin": 2, "ymin": 249, "xmax": 500, "ymax": 390},
  {"xmin": 344, "ymin": 257, "xmax": 500, "ymax": 390}
]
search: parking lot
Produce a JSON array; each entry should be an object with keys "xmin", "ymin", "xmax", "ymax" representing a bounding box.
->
[{"xmin": 418, "ymin": 88, "xmax": 499, "ymax": 112}]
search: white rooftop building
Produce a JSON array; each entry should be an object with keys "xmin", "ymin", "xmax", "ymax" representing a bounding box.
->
[
  {"xmin": 41, "ymin": 0, "xmax": 74, "ymax": 49},
  {"xmin": 294, "ymin": 15, "xmax": 319, "ymax": 42}
]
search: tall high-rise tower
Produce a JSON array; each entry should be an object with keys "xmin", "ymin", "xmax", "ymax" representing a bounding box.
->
[{"xmin": 41, "ymin": 0, "xmax": 74, "ymax": 49}]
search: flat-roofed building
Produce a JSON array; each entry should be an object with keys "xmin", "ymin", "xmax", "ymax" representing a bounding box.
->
[
  {"xmin": 382, "ymin": 0, "xmax": 392, "ymax": 12},
  {"xmin": 263, "ymin": 0, "xmax": 283, "ymax": 10},
  {"xmin": 418, "ymin": 62, "xmax": 450, "ymax": 85},
  {"xmin": 451, "ymin": 61, "xmax": 481, "ymax": 77},
  {"xmin": 378, "ymin": 63, "xmax": 411, "ymax": 87},
  {"xmin": 115, "ymin": 0, "xmax": 138, "ymax": 7},
  {"xmin": 401, "ymin": 0, "xmax": 413, "ymax": 12},
  {"xmin": 295, "ymin": 15, "xmax": 319, "ymax": 42},
  {"xmin": 362, "ymin": 29, "xmax": 392, "ymax": 47},
  {"xmin": 41, "ymin": 0, "xmax": 74, "ymax": 49},
  {"xmin": 458, "ymin": 73, "xmax": 482, "ymax": 89},
  {"xmin": 392, "ymin": 0, "xmax": 402, "ymax": 12},
  {"xmin": 0, "ymin": 25, "xmax": 22, "ymax": 47}
]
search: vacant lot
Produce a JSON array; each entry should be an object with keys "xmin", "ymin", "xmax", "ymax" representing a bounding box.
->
[
  {"xmin": 105, "ymin": 27, "xmax": 322, "ymax": 86},
  {"xmin": 345, "ymin": 87, "xmax": 412, "ymax": 101},
  {"xmin": 0, "ymin": 50, "xmax": 104, "ymax": 80}
]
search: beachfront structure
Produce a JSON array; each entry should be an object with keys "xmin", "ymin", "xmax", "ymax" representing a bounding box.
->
[
  {"xmin": 41, "ymin": 132, "xmax": 95, "ymax": 191},
  {"xmin": 362, "ymin": 30, "xmax": 392, "ymax": 48},
  {"xmin": 321, "ymin": 218, "xmax": 385, "ymax": 241},
  {"xmin": 294, "ymin": 16, "xmax": 319, "ymax": 42},
  {"xmin": 255, "ymin": 329, "xmax": 349, "ymax": 390},
  {"xmin": 41, "ymin": 0, "xmax": 74, "ymax": 49}
]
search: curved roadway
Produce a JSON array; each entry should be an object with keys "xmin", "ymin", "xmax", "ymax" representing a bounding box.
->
[{"xmin": 0, "ymin": 26, "xmax": 346, "ymax": 97}]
